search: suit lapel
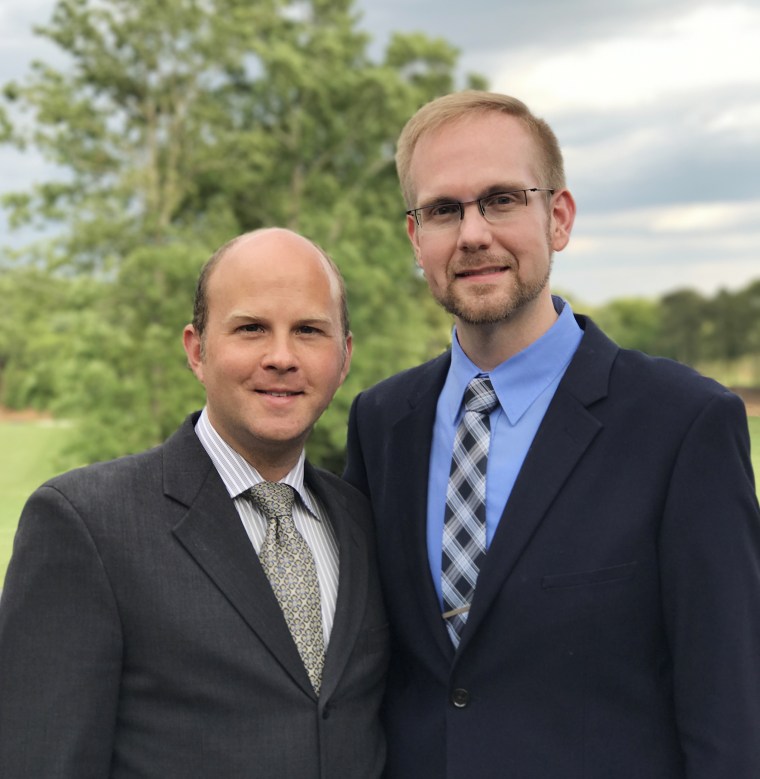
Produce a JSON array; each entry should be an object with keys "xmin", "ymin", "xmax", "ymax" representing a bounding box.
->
[
  {"xmin": 164, "ymin": 417, "xmax": 315, "ymax": 696},
  {"xmin": 306, "ymin": 465, "xmax": 368, "ymax": 699},
  {"xmin": 387, "ymin": 354, "xmax": 457, "ymax": 665},
  {"xmin": 458, "ymin": 319, "xmax": 617, "ymax": 653}
]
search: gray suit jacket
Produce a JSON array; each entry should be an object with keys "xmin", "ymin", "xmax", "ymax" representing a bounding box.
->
[{"xmin": 0, "ymin": 413, "xmax": 389, "ymax": 778}]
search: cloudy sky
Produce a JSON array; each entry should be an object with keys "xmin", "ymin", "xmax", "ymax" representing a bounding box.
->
[{"xmin": 2, "ymin": 0, "xmax": 759, "ymax": 304}]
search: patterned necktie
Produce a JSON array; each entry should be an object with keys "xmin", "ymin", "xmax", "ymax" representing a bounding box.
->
[
  {"xmin": 246, "ymin": 482, "xmax": 324, "ymax": 693},
  {"xmin": 442, "ymin": 376, "xmax": 499, "ymax": 646}
]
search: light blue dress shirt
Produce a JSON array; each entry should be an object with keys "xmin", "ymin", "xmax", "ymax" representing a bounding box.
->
[{"xmin": 427, "ymin": 297, "xmax": 584, "ymax": 603}]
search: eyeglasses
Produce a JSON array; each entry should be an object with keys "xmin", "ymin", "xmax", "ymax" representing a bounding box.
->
[{"xmin": 406, "ymin": 188, "xmax": 555, "ymax": 231}]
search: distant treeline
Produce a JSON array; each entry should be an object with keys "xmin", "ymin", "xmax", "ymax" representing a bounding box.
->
[{"xmin": 585, "ymin": 280, "xmax": 760, "ymax": 386}]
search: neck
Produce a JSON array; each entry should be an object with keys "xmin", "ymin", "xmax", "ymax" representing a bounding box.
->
[
  {"xmin": 455, "ymin": 296, "xmax": 559, "ymax": 371},
  {"xmin": 242, "ymin": 440, "xmax": 306, "ymax": 483}
]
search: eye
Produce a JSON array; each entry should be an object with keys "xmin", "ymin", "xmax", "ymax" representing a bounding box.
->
[
  {"xmin": 425, "ymin": 203, "xmax": 461, "ymax": 220},
  {"xmin": 484, "ymin": 191, "xmax": 523, "ymax": 211},
  {"xmin": 238, "ymin": 323, "xmax": 264, "ymax": 333},
  {"xmin": 296, "ymin": 324, "xmax": 330, "ymax": 336}
]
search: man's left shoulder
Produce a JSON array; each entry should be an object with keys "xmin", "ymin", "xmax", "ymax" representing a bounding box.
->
[
  {"xmin": 615, "ymin": 343, "xmax": 738, "ymax": 408},
  {"xmin": 307, "ymin": 463, "xmax": 371, "ymax": 511},
  {"xmin": 580, "ymin": 315, "xmax": 739, "ymax": 406},
  {"xmin": 306, "ymin": 464, "xmax": 375, "ymax": 544}
]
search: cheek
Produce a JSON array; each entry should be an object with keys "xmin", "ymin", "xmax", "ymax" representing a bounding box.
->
[
  {"xmin": 313, "ymin": 354, "xmax": 350, "ymax": 392},
  {"xmin": 512, "ymin": 219, "xmax": 552, "ymax": 256},
  {"xmin": 417, "ymin": 241, "xmax": 449, "ymax": 276},
  {"xmin": 205, "ymin": 350, "xmax": 252, "ymax": 384}
]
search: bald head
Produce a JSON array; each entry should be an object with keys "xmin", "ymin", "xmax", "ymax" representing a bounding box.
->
[
  {"xmin": 182, "ymin": 227, "xmax": 353, "ymax": 477},
  {"xmin": 192, "ymin": 228, "xmax": 350, "ymax": 347}
]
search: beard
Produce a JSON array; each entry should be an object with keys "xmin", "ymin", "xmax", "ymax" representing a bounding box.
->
[{"xmin": 432, "ymin": 252, "xmax": 553, "ymax": 325}]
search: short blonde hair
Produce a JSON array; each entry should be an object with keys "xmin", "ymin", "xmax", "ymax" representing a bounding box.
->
[{"xmin": 395, "ymin": 90, "xmax": 566, "ymax": 207}]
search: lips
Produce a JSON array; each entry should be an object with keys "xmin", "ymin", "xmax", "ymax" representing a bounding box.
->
[
  {"xmin": 456, "ymin": 268, "xmax": 506, "ymax": 278},
  {"xmin": 256, "ymin": 390, "xmax": 303, "ymax": 397},
  {"xmin": 455, "ymin": 265, "xmax": 508, "ymax": 278}
]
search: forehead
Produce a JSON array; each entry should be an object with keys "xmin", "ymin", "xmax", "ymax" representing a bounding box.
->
[
  {"xmin": 207, "ymin": 233, "xmax": 341, "ymax": 315},
  {"xmin": 410, "ymin": 112, "xmax": 541, "ymax": 200}
]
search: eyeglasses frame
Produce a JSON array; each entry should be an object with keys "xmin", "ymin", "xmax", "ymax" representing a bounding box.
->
[{"xmin": 405, "ymin": 187, "xmax": 556, "ymax": 228}]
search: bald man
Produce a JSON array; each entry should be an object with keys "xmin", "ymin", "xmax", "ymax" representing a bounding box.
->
[{"xmin": 0, "ymin": 229, "xmax": 389, "ymax": 779}]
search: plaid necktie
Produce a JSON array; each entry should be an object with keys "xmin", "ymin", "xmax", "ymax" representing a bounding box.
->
[
  {"xmin": 246, "ymin": 482, "xmax": 325, "ymax": 693},
  {"xmin": 441, "ymin": 376, "xmax": 499, "ymax": 646}
]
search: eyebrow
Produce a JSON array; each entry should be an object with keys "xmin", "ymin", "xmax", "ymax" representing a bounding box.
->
[
  {"xmin": 226, "ymin": 312, "xmax": 336, "ymax": 329},
  {"xmin": 419, "ymin": 183, "xmax": 529, "ymax": 207}
]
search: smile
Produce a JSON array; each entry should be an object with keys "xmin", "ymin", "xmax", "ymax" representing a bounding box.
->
[{"xmin": 455, "ymin": 266, "xmax": 507, "ymax": 278}]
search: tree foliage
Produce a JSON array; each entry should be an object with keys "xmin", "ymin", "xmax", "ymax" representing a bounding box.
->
[
  {"xmin": 589, "ymin": 297, "xmax": 661, "ymax": 356},
  {"xmin": 1, "ymin": 0, "xmax": 482, "ymax": 469},
  {"xmin": 592, "ymin": 281, "xmax": 760, "ymax": 386}
]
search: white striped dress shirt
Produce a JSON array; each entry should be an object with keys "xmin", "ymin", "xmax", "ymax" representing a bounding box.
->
[{"xmin": 194, "ymin": 409, "xmax": 340, "ymax": 646}]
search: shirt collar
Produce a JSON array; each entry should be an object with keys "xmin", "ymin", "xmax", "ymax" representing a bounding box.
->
[
  {"xmin": 194, "ymin": 408, "xmax": 318, "ymax": 517},
  {"xmin": 443, "ymin": 296, "xmax": 582, "ymax": 425}
]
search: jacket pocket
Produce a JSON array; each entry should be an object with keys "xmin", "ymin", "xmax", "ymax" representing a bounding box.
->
[{"xmin": 541, "ymin": 561, "xmax": 638, "ymax": 589}]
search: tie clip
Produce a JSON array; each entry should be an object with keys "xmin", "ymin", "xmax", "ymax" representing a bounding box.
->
[{"xmin": 442, "ymin": 605, "xmax": 470, "ymax": 620}]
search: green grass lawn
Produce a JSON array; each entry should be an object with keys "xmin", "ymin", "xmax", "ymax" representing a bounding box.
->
[
  {"xmin": 749, "ymin": 416, "xmax": 760, "ymax": 488},
  {"xmin": 2, "ymin": 416, "xmax": 760, "ymax": 585},
  {"xmin": 0, "ymin": 420, "xmax": 73, "ymax": 586}
]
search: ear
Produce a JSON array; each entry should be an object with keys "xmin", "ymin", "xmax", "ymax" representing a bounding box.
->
[
  {"xmin": 406, "ymin": 213, "xmax": 423, "ymax": 268},
  {"xmin": 406, "ymin": 214, "xmax": 420, "ymax": 258},
  {"xmin": 339, "ymin": 332, "xmax": 354, "ymax": 384},
  {"xmin": 183, "ymin": 324, "xmax": 205, "ymax": 383},
  {"xmin": 549, "ymin": 189, "xmax": 576, "ymax": 252}
]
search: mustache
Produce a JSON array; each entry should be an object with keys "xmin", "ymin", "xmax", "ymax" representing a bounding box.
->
[{"xmin": 451, "ymin": 253, "xmax": 514, "ymax": 273}]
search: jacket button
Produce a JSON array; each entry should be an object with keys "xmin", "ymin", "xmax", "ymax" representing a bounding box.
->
[{"xmin": 451, "ymin": 688, "xmax": 470, "ymax": 708}]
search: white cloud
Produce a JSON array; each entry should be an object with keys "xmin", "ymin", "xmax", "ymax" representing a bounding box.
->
[
  {"xmin": 651, "ymin": 201, "xmax": 760, "ymax": 233},
  {"xmin": 554, "ymin": 255, "xmax": 760, "ymax": 306},
  {"xmin": 562, "ymin": 126, "xmax": 664, "ymax": 181},
  {"xmin": 494, "ymin": 3, "xmax": 760, "ymax": 113},
  {"xmin": 576, "ymin": 200, "xmax": 760, "ymax": 235},
  {"xmin": 553, "ymin": 200, "xmax": 760, "ymax": 303},
  {"xmin": 706, "ymin": 102, "xmax": 760, "ymax": 138}
]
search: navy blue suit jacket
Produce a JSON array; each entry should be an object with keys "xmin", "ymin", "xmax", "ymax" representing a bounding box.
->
[{"xmin": 344, "ymin": 316, "xmax": 760, "ymax": 779}]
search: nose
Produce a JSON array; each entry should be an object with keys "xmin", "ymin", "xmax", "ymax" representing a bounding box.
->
[
  {"xmin": 262, "ymin": 334, "xmax": 298, "ymax": 372},
  {"xmin": 456, "ymin": 201, "xmax": 494, "ymax": 252}
]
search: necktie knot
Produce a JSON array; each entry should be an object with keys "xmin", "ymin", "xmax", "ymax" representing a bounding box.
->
[
  {"xmin": 464, "ymin": 376, "xmax": 498, "ymax": 416},
  {"xmin": 246, "ymin": 482, "xmax": 295, "ymax": 520}
]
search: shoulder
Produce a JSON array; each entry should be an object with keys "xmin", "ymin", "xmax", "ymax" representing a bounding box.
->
[
  {"xmin": 32, "ymin": 444, "xmax": 165, "ymax": 519},
  {"xmin": 307, "ymin": 464, "xmax": 370, "ymax": 511},
  {"xmin": 578, "ymin": 315, "xmax": 745, "ymax": 419},
  {"xmin": 306, "ymin": 463, "xmax": 375, "ymax": 535},
  {"xmin": 353, "ymin": 350, "xmax": 451, "ymax": 408},
  {"xmin": 38, "ymin": 413, "xmax": 202, "ymax": 507},
  {"xmin": 45, "ymin": 443, "xmax": 163, "ymax": 491}
]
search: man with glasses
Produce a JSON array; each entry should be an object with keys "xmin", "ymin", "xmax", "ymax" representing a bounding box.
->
[{"xmin": 344, "ymin": 91, "xmax": 760, "ymax": 778}]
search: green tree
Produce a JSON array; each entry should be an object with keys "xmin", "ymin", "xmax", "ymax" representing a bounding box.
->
[
  {"xmin": 0, "ymin": 268, "xmax": 99, "ymax": 411},
  {"xmin": 591, "ymin": 297, "xmax": 662, "ymax": 354},
  {"xmin": 742, "ymin": 280, "xmax": 760, "ymax": 358},
  {"xmin": 703, "ymin": 288, "xmax": 754, "ymax": 363},
  {"xmin": 1, "ymin": 0, "xmax": 480, "ymax": 469},
  {"xmin": 655, "ymin": 289, "xmax": 708, "ymax": 366}
]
